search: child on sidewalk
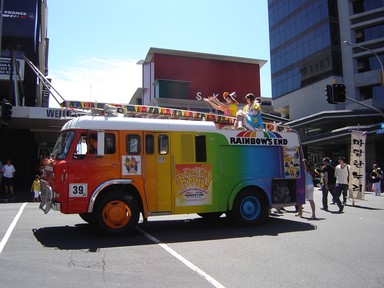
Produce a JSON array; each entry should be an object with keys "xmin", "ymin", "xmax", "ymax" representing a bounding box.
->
[{"xmin": 31, "ymin": 175, "xmax": 40, "ymax": 202}]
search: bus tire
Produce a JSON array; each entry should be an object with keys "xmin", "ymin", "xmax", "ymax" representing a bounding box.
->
[
  {"xmin": 231, "ymin": 188, "xmax": 267, "ymax": 226},
  {"xmin": 93, "ymin": 192, "xmax": 139, "ymax": 236},
  {"xmin": 79, "ymin": 213, "xmax": 94, "ymax": 225}
]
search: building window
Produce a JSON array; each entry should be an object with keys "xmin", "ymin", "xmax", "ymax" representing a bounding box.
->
[
  {"xmin": 153, "ymin": 79, "xmax": 190, "ymax": 99},
  {"xmin": 352, "ymin": 0, "xmax": 383, "ymax": 14}
]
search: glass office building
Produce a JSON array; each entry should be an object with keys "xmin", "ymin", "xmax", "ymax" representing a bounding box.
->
[
  {"xmin": 269, "ymin": 0, "xmax": 341, "ymax": 100},
  {"xmin": 268, "ymin": 0, "xmax": 384, "ymax": 166},
  {"xmin": 268, "ymin": 0, "xmax": 384, "ymax": 119}
]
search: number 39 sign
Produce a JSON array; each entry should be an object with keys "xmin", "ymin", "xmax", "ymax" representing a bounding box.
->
[{"xmin": 69, "ymin": 183, "xmax": 88, "ymax": 197}]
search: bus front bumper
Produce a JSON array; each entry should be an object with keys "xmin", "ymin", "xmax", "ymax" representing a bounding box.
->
[{"xmin": 39, "ymin": 180, "xmax": 60, "ymax": 214}]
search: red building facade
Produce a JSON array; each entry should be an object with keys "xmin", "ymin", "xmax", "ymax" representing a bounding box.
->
[{"xmin": 142, "ymin": 48, "xmax": 266, "ymax": 108}]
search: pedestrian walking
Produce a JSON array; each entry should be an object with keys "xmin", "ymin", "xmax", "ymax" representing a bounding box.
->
[
  {"xmin": 370, "ymin": 164, "xmax": 383, "ymax": 196},
  {"xmin": 296, "ymin": 160, "xmax": 317, "ymax": 219},
  {"xmin": 31, "ymin": 175, "xmax": 40, "ymax": 202},
  {"xmin": 320, "ymin": 157, "xmax": 343, "ymax": 212},
  {"xmin": 335, "ymin": 156, "xmax": 350, "ymax": 204}
]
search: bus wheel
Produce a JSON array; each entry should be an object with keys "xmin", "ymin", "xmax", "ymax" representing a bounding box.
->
[
  {"xmin": 79, "ymin": 213, "xmax": 94, "ymax": 225},
  {"xmin": 232, "ymin": 189, "xmax": 267, "ymax": 226},
  {"xmin": 94, "ymin": 192, "xmax": 139, "ymax": 236}
]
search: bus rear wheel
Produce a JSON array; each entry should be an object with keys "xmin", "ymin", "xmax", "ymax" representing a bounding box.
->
[
  {"xmin": 94, "ymin": 192, "xmax": 139, "ymax": 236},
  {"xmin": 231, "ymin": 188, "xmax": 267, "ymax": 226}
]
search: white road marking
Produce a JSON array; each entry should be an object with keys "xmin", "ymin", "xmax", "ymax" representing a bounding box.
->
[
  {"xmin": 0, "ymin": 203, "xmax": 28, "ymax": 254},
  {"xmin": 137, "ymin": 227, "xmax": 226, "ymax": 288}
]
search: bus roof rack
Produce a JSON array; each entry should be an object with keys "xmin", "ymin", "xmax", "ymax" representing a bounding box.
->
[
  {"xmin": 122, "ymin": 104, "xmax": 235, "ymax": 124},
  {"xmin": 89, "ymin": 103, "xmax": 236, "ymax": 125},
  {"xmin": 66, "ymin": 101, "xmax": 290, "ymax": 132}
]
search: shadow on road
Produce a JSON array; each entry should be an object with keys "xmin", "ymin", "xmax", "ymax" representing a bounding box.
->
[
  {"xmin": 32, "ymin": 215, "xmax": 316, "ymax": 250},
  {"xmin": 346, "ymin": 204, "xmax": 383, "ymax": 211}
]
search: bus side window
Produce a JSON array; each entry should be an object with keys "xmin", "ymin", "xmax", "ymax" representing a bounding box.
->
[
  {"xmin": 73, "ymin": 134, "xmax": 87, "ymax": 159},
  {"xmin": 145, "ymin": 134, "xmax": 154, "ymax": 154},
  {"xmin": 126, "ymin": 135, "xmax": 140, "ymax": 154},
  {"xmin": 158, "ymin": 135, "xmax": 168, "ymax": 155},
  {"xmin": 195, "ymin": 135, "xmax": 206, "ymax": 162},
  {"xmin": 89, "ymin": 133, "xmax": 97, "ymax": 154},
  {"xmin": 105, "ymin": 133, "xmax": 116, "ymax": 154}
]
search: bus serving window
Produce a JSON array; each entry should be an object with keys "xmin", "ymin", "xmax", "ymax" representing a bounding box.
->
[
  {"xmin": 195, "ymin": 135, "xmax": 207, "ymax": 162},
  {"xmin": 158, "ymin": 134, "xmax": 169, "ymax": 155},
  {"xmin": 145, "ymin": 134, "xmax": 154, "ymax": 154},
  {"xmin": 126, "ymin": 135, "xmax": 140, "ymax": 154}
]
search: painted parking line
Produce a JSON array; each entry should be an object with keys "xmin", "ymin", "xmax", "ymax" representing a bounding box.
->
[
  {"xmin": 137, "ymin": 227, "xmax": 225, "ymax": 288},
  {"xmin": 0, "ymin": 203, "xmax": 28, "ymax": 254}
]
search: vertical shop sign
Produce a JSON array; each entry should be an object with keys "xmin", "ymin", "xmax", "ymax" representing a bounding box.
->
[
  {"xmin": 349, "ymin": 130, "xmax": 366, "ymax": 200},
  {"xmin": 2, "ymin": 0, "xmax": 37, "ymax": 38}
]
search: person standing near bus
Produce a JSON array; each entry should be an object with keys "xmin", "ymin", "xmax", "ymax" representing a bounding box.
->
[
  {"xmin": 296, "ymin": 160, "xmax": 317, "ymax": 219},
  {"xmin": 320, "ymin": 157, "xmax": 342, "ymax": 212}
]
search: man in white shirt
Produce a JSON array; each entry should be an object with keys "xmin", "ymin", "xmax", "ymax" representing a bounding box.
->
[
  {"xmin": 2, "ymin": 159, "xmax": 16, "ymax": 195},
  {"xmin": 335, "ymin": 156, "xmax": 350, "ymax": 205}
]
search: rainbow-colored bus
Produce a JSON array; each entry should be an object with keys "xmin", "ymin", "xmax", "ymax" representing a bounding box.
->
[{"xmin": 41, "ymin": 106, "xmax": 305, "ymax": 235}]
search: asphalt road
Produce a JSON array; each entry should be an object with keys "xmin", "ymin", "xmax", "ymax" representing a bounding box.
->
[{"xmin": 0, "ymin": 189, "xmax": 383, "ymax": 288}]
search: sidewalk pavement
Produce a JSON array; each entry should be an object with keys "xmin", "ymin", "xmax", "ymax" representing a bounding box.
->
[{"xmin": 0, "ymin": 190, "xmax": 33, "ymax": 203}]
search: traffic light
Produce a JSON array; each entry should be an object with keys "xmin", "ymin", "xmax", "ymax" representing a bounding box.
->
[
  {"xmin": 333, "ymin": 84, "xmax": 346, "ymax": 102},
  {"xmin": 325, "ymin": 85, "xmax": 336, "ymax": 104},
  {"xmin": 2, "ymin": 99, "xmax": 12, "ymax": 122}
]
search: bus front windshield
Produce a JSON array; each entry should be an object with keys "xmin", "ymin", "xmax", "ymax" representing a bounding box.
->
[{"xmin": 51, "ymin": 131, "xmax": 75, "ymax": 160}]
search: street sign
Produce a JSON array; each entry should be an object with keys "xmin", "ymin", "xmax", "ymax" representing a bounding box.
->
[
  {"xmin": 376, "ymin": 129, "xmax": 384, "ymax": 135},
  {"xmin": 0, "ymin": 58, "xmax": 25, "ymax": 81}
]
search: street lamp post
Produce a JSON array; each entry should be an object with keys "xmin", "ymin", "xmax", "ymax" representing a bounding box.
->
[{"xmin": 343, "ymin": 40, "xmax": 384, "ymax": 86}]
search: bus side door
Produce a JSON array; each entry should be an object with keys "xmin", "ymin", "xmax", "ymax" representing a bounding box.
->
[
  {"xmin": 68, "ymin": 131, "xmax": 119, "ymax": 213},
  {"xmin": 143, "ymin": 132, "xmax": 172, "ymax": 212}
]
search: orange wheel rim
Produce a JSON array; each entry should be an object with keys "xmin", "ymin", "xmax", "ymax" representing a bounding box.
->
[{"xmin": 102, "ymin": 200, "xmax": 131, "ymax": 229}]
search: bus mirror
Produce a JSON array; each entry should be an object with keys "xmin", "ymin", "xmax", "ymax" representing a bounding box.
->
[{"xmin": 97, "ymin": 131, "xmax": 105, "ymax": 156}]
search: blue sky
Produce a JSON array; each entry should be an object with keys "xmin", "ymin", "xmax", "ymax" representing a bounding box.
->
[{"xmin": 47, "ymin": 0, "xmax": 271, "ymax": 107}]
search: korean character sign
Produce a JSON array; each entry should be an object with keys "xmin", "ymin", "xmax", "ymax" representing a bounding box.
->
[{"xmin": 349, "ymin": 130, "xmax": 366, "ymax": 201}]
